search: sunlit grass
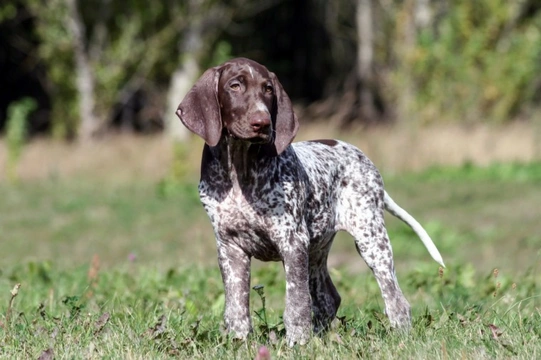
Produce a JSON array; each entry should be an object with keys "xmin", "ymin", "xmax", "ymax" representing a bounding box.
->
[{"xmin": 0, "ymin": 261, "xmax": 539, "ymax": 358}]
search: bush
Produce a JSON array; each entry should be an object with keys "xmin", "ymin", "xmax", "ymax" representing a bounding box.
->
[
  {"xmin": 5, "ymin": 97, "xmax": 37, "ymax": 183},
  {"xmin": 394, "ymin": 0, "xmax": 541, "ymax": 124}
]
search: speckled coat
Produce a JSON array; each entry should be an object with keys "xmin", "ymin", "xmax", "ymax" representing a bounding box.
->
[{"xmin": 176, "ymin": 58, "xmax": 444, "ymax": 346}]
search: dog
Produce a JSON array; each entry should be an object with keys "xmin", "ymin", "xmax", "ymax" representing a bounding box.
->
[{"xmin": 176, "ymin": 57, "xmax": 444, "ymax": 345}]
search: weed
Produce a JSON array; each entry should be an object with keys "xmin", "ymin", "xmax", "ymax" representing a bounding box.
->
[
  {"xmin": 3, "ymin": 283, "xmax": 21, "ymax": 331},
  {"xmin": 252, "ymin": 284, "xmax": 284, "ymax": 343},
  {"xmin": 5, "ymin": 97, "xmax": 37, "ymax": 183}
]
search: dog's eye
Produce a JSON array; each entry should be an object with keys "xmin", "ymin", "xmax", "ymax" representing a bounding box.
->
[
  {"xmin": 265, "ymin": 85, "xmax": 273, "ymax": 94},
  {"xmin": 230, "ymin": 83, "xmax": 241, "ymax": 91}
]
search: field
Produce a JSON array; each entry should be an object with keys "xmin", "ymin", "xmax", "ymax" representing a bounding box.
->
[{"xmin": 0, "ymin": 130, "xmax": 540, "ymax": 359}]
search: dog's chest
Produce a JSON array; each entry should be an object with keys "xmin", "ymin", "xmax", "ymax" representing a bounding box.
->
[
  {"xmin": 201, "ymin": 178, "xmax": 297, "ymax": 227},
  {"xmin": 199, "ymin": 172, "xmax": 305, "ymax": 260},
  {"xmin": 214, "ymin": 187, "xmax": 270, "ymax": 230}
]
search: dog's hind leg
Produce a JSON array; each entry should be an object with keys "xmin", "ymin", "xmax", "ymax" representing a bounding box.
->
[
  {"xmin": 308, "ymin": 234, "xmax": 341, "ymax": 333},
  {"xmin": 342, "ymin": 189, "xmax": 411, "ymax": 328}
]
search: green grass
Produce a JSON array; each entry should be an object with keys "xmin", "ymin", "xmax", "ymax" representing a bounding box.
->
[
  {"xmin": 0, "ymin": 262, "xmax": 539, "ymax": 358},
  {"xmin": 0, "ymin": 162, "xmax": 540, "ymax": 358}
]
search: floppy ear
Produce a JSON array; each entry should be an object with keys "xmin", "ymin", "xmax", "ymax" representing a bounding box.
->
[
  {"xmin": 176, "ymin": 67, "xmax": 222, "ymax": 147},
  {"xmin": 270, "ymin": 72, "xmax": 299, "ymax": 154}
]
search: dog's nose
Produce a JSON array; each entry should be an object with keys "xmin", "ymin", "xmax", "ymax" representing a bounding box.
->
[{"xmin": 250, "ymin": 116, "xmax": 271, "ymax": 132}]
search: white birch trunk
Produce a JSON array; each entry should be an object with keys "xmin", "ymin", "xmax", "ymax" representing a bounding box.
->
[
  {"xmin": 66, "ymin": 0, "xmax": 98, "ymax": 141},
  {"xmin": 164, "ymin": 0, "xmax": 204, "ymax": 142},
  {"xmin": 414, "ymin": 0, "xmax": 432, "ymax": 28},
  {"xmin": 165, "ymin": 55, "xmax": 200, "ymax": 142}
]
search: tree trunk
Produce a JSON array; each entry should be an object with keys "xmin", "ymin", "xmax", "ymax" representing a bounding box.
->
[
  {"xmin": 414, "ymin": 0, "xmax": 432, "ymax": 28},
  {"xmin": 66, "ymin": 0, "xmax": 98, "ymax": 141},
  {"xmin": 356, "ymin": 0, "xmax": 376, "ymax": 121},
  {"xmin": 394, "ymin": 0, "xmax": 425, "ymax": 125},
  {"xmin": 164, "ymin": 0, "xmax": 203, "ymax": 143},
  {"xmin": 165, "ymin": 52, "xmax": 201, "ymax": 142}
]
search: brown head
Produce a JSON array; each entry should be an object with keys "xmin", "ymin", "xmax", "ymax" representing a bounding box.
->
[{"xmin": 176, "ymin": 58, "xmax": 299, "ymax": 155}]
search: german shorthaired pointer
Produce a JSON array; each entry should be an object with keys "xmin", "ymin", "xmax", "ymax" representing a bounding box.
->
[{"xmin": 176, "ymin": 58, "xmax": 444, "ymax": 346}]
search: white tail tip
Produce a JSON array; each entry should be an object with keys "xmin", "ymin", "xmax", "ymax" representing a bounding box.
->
[{"xmin": 384, "ymin": 191, "xmax": 445, "ymax": 267}]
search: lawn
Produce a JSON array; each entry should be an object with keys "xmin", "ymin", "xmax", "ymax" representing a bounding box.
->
[{"xmin": 0, "ymin": 157, "xmax": 540, "ymax": 358}]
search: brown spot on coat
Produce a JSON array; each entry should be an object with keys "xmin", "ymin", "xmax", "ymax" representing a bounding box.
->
[{"xmin": 309, "ymin": 139, "xmax": 338, "ymax": 147}]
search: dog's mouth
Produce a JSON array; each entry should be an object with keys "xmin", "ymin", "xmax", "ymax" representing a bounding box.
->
[
  {"xmin": 250, "ymin": 128, "xmax": 273, "ymax": 142},
  {"xmin": 230, "ymin": 133, "xmax": 272, "ymax": 145},
  {"xmin": 249, "ymin": 134, "xmax": 272, "ymax": 144},
  {"xmin": 226, "ymin": 125, "xmax": 273, "ymax": 144}
]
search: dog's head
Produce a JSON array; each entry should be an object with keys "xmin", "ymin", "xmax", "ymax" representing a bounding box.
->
[{"xmin": 176, "ymin": 58, "xmax": 299, "ymax": 155}]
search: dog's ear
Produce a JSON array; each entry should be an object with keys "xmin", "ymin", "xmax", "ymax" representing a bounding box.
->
[
  {"xmin": 270, "ymin": 72, "xmax": 299, "ymax": 155},
  {"xmin": 176, "ymin": 67, "xmax": 222, "ymax": 147}
]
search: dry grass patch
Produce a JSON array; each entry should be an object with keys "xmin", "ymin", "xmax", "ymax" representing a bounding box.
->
[{"xmin": 1, "ymin": 123, "xmax": 540, "ymax": 182}]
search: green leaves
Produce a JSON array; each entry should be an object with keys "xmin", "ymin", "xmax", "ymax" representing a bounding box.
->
[{"xmin": 397, "ymin": 0, "xmax": 541, "ymax": 124}]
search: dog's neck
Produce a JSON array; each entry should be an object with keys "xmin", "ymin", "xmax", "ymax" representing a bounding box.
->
[
  {"xmin": 223, "ymin": 137, "xmax": 252, "ymax": 186},
  {"xmin": 210, "ymin": 136, "xmax": 274, "ymax": 187}
]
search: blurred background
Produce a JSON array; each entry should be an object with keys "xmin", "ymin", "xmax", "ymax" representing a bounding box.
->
[{"xmin": 0, "ymin": 0, "xmax": 540, "ymax": 274}]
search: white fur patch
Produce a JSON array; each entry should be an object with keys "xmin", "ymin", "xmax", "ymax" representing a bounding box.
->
[{"xmin": 256, "ymin": 101, "xmax": 268, "ymax": 113}]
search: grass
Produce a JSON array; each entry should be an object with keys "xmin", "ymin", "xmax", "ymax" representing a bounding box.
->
[
  {"xmin": 0, "ymin": 260, "xmax": 539, "ymax": 358},
  {"xmin": 0, "ymin": 159, "xmax": 540, "ymax": 358}
]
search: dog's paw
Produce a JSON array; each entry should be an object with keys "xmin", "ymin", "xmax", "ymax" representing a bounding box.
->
[{"xmin": 285, "ymin": 325, "xmax": 311, "ymax": 347}]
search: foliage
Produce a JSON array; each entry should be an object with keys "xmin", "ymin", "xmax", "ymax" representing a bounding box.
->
[
  {"xmin": 20, "ymin": 0, "xmax": 185, "ymax": 138},
  {"xmin": 24, "ymin": 0, "xmax": 79, "ymax": 138},
  {"xmin": 156, "ymin": 141, "xmax": 200, "ymax": 199},
  {"xmin": 2, "ymin": 0, "xmax": 541, "ymax": 137},
  {"xmin": 209, "ymin": 40, "xmax": 233, "ymax": 68},
  {"xmin": 0, "ymin": 3, "xmax": 17, "ymax": 23},
  {"xmin": 5, "ymin": 98, "xmax": 36, "ymax": 183},
  {"xmin": 393, "ymin": 0, "xmax": 541, "ymax": 124}
]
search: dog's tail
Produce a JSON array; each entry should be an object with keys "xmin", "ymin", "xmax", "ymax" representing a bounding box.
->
[{"xmin": 384, "ymin": 191, "xmax": 445, "ymax": 267}]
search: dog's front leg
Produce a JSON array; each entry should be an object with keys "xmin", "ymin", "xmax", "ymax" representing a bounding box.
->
[
  {"xmin": 281, "ymin": 233, "xmax": 312, "ymax": 346},
  {"xmin": 217, "ymin": 242, "xmax": 252, "ymax": 339}
]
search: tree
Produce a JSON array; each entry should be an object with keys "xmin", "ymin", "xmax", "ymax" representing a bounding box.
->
[
  {"xmin": 356, "ymin": 0, "xmax": 376, "ymax": 121},
  {"xmin": 66, "ymin": 0, "xmax": 97, "ymax": 140},
  {"xmin": 23, "ymin": 0, "xmax": 184, "ymax": 140},
  {"xmin": 165, "ymin": 0, "xmax": 219, "ymax": 142}
]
